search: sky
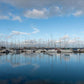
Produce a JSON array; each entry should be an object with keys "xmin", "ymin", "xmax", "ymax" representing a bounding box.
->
[{"xmin": 0, "ymin": 0, "xmax": 84, "ymax": 41}]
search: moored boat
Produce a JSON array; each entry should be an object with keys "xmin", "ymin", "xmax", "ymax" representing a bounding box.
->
[{"xmin": 61, "ymin": 49, "xmax": 73, "ymax": 53}]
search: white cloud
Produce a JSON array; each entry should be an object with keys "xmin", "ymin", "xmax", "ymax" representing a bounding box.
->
[
  {"xmin": 11, "ymin": 27, "xmax": 39, "ymax": 36},
  {"xmin": 5, "ymin": 27, "xmax": 40, "ymax": 39},
  {"xmin": 73, "ymin": 11, "xmax": 83, "ymax": 16},
  {"xmin": 11, "ymin": 31, "xmax": 31, "ymax": 35},
  {"xmin": 32, "ymin": 27, "xmax": 40, "ymax": 34},
  {"xmin": 24, "ymin": 9, "xmax": 48, "ymax": 19},
  {"xmin": 24, "ymin": 6, "xmax": 62, "ymax": 19},
  {"xmin": 0, "ymin": 15, "xmax": 9, "ymax": 20},
  {"xmin": 9, "ymin": 13, "xmax": 22, "ymax": 22},
  {"xmin": 6, "ymin": 31, "xmax": 31, "ymax": 39},
  {"xmin": 1, "ymin": 0, "xmax": 84, "ymax": 19},
  {"xmin": 12, "ymin": 16, "xmax": 22, "ymax": 22},
  {"xmin": 0, "ymin": 13, "xmax": 22, "ymax": 22},
  {"xmin": 60, "ymin": 35, "xmax": 70, "ymax": 40}
]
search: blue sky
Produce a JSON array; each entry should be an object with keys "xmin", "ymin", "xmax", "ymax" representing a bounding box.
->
[{"xmin": 0, "ymin": 0, "xmax": 84, "ymax": 40}]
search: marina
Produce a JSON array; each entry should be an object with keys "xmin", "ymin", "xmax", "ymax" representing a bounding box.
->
[
  {"xmin": 0, "ymin": 38, "xmax": 84, "ymax": 54},
  {"xmin": 0, "ymin": 47, "xmax": 84, "ymax": 54},
  {"xmin": 0, "ymin": 0, "xmax": 84, "ymax": 83}
]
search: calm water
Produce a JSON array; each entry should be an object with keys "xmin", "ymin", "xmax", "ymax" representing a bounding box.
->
[{"xmin": 0, "ymin": 53, "xmax": 84, "ymax": 84}]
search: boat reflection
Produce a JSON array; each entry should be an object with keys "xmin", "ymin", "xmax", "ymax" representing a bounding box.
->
[
  {"xmin": 0, "ymin": 53, "xmax": 83, "ymax": 84},
  {"xmin": 0, "ymin": 53, "xmax": 82, "ymax": 67}
]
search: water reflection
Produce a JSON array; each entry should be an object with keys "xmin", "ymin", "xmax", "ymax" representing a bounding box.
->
[{"xmin": 0, "ymin": 53, "xmax": 84, "ymax": 84}]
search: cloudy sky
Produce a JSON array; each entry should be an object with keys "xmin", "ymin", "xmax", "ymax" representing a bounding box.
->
[{"xmin": 0, "ymin": 0, "xmax": 84, "ymax": 40}]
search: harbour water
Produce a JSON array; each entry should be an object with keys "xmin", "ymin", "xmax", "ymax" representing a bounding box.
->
[{"xmin": 0, "ymin": 53, "xmax": 84, "ymax": 84}]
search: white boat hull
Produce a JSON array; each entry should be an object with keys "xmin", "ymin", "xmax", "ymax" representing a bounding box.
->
[
  {"xmin": 46, "ymin": 50, "xmax": 57, "ymax": 53},
  {"xmin": 61, "ymin": 50, "xmax": 73, "ymax": 53}
]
